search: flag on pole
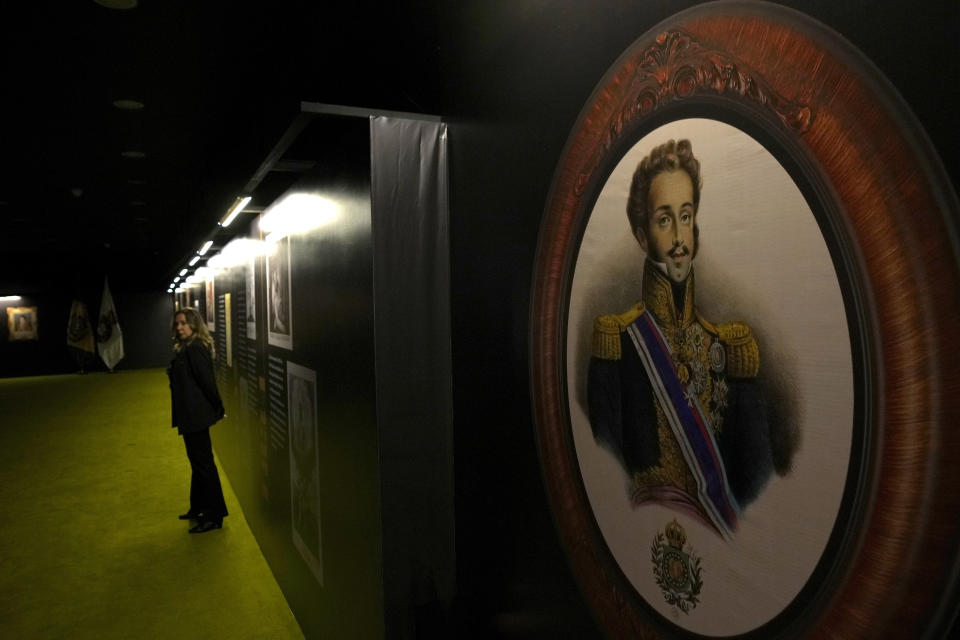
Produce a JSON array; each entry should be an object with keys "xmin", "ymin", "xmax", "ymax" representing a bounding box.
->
[
  {"xmin": 66, "ymin": 300, "xmax": 94, "ymax": 353},
  {"xmin": 97, "ymin": 278, "xmax": 124, "ymax": 371}
]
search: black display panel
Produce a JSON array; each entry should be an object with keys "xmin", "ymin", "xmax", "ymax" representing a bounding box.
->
[{"xmin": 208, "ymin": 114, "xmax": 454, "ymax": 639}]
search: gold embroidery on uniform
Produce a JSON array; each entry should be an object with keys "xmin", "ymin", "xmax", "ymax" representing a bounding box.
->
[
  {"xmin": 631, "ymin": 264, "xmax": 744, "ymax": 496},
  {"xmin": 634, "ymin": 408, "xmax": 698, "ymax": 495}
]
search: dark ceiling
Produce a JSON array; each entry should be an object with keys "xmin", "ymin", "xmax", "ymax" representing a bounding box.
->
[
  {"xmin": 0, "ymin": 1, "xmax": 441, "ymax": 293},
  {"xmin": 1, "ymin": 1, "xmax": 957, "ymax": 297}
]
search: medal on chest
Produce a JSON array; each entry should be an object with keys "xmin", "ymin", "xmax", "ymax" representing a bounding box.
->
[{"xmin": 670, "ymin": 323, "xmax": 728, "ymax": 433}]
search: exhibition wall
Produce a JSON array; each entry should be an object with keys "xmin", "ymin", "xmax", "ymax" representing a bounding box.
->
[{"xmin": 198, "ymin": 113, "xmax": 453, "ymax": 639}]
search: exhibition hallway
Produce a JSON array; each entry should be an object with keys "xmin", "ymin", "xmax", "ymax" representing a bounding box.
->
[{"xmin": 0, "ymin": 370, "xmax": 304, "ymax": 639}]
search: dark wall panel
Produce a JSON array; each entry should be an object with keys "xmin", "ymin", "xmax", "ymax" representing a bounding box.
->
[
  {"xmin": 0, "ymin": 294, "xmax": 73, "ymax": 378},
  {"xmin": 208, "ymin": 114, "xmax": 455, "ymax": 639},
  {"xmin": 209, "ymin": 116, "xmax": 385, "ymax": 639}
]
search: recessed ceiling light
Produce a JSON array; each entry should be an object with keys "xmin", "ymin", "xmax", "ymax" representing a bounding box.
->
[
  {"xmin": 113, "ymin": 99, "xmax": 144, "ymax": 110},
  {"xmin": 120, "ymin": 150, "xmax": 146, "ymax": 159},
  {"xmin": 93, "ymin": 0, "xmax": 138, "ymax": 9}
]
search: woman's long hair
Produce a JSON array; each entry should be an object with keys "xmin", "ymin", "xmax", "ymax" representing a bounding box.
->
[{"xmin": 172, "ymin": 307, "xmax": 215, "ymax": 357}]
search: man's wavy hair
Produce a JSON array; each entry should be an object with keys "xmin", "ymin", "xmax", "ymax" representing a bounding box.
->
[
  {"xmin": 172, "ymin": 306, "xmax": 215, "ymax": 357},
  {"xmin": 626, "ymin": 139, "xmax": 703, "ymax": 254}
]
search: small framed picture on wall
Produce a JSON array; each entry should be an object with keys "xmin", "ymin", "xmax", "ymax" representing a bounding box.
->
[
  {"xmin": 287, "ymin": 361, "xmax": 321, "ymax": 584},
  {"xmin": 205, "ymin": 276, "xmax": 215, "ymax": 332},
  {"xmin": 246, "ymin": 255, "xmax": 257, "ymax": 339},
  {"xmin": 7, "ymin": 306, "xmax": 38, "ymax": 341},
  {"xmin": 266, "ymin": 235, "xmax": 292, "ymax": 350}
]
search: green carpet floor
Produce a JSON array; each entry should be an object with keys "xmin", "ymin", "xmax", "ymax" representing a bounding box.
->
[{"xmin": 0, "ymin": 369, "xmax": 304, "ymax": 639}]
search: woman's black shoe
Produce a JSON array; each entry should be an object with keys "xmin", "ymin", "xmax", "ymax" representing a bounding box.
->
[
  {"xmin": 178, "ymin": 511, "xmax": 201, "ymax": 520},
  {"xmin": 189, "ymin": 520, "xmax": 223, "ymax": 534}
]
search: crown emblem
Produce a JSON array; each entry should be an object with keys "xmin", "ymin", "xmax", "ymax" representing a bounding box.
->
[{"xmin": 665, "ymin": 518, "xmax": 686, "ymax": 548}]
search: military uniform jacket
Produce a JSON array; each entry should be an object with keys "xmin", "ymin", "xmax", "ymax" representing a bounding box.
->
[
  {"xmin": 587, "ymin": 263, "xmax": 774, "ymax": 515},
  {"xmin": 167, "ymin": 339, "xmax": 225, "ymax": 435}
]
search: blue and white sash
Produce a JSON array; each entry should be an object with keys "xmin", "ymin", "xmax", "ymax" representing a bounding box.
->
[{"xmin": 626, "ymin": 311, "xmax": 739, "ymax": 538}]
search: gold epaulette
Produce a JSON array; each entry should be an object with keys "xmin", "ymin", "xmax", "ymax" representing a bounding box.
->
[
  {"xmin": 592, "ymin": 302, "xmax": 645, "ymax": 360},
  {"xmin": 715, "ymin": 320, "xmax": 760, "ymax": 378}
]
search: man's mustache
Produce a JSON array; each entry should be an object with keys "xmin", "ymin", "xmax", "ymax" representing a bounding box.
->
[{"xmin": 668, "ymin": 243, "xmax": 690, "ymax": 259}]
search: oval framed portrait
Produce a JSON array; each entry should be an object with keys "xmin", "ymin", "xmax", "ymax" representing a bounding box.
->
[{"xmin": 530, "ymin": 3, "xmax": 960, "ymax": 638}]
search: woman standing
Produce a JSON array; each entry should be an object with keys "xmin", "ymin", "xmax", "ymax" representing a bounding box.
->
[{"xmin": 167, "ymin": 307, "xmax": 228, "ymax": 533}]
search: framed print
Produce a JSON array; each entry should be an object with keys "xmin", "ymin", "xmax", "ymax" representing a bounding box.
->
[
  {"xmin": 246, "ymin": 255, "xmax": 257, "ymax": 339},
  {"xmin": 530, "ymin": 3, "xmax": 960, "ymax": 639},
  {"xmin": 266, "ymin": 235, "xmax": 293, "ymax": 350},
  {"xmin": 224, "ymin": 293, "xmax": 232, "ymax": 367},
  {"xmin": 287, "ymin": 361, "xmax": 322, "ymax": 585},
  {"xmin": 7, "ymin": 306, "xmax": 38, "ymax": 341},
  {"xmin": 205, "ymin": 276, "xmax": 215, "ymax": 332}
]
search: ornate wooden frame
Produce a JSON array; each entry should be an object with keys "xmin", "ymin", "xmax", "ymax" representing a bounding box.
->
[{"xmin": 529, "ymin": 2, "xmax": 960, "ymax": 638}]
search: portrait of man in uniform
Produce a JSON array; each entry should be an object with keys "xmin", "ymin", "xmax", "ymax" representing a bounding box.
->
[{"xmin": 587, "ymin": 139, "xmax": 776, "ymax": 538}]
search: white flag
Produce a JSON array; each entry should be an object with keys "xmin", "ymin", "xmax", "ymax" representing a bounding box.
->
[{"xmin": 97, "ymin": 277, "xmax": 124, "ymax": 371}]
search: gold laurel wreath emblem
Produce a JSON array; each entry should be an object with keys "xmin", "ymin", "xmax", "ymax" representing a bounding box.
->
[{"xmin": 651, "ymin": 519, "xmax": 703, "ymax": 613}]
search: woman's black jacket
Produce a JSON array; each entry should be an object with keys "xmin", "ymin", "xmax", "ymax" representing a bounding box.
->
[{"xmin": 167, "ymin": 339, "xmax": 225, "ymax": 435}]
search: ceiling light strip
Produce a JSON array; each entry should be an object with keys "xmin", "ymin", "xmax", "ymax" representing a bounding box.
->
[{"xmin": 220, "ymin": 196, "xmax": 252, "ymax": 228}]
